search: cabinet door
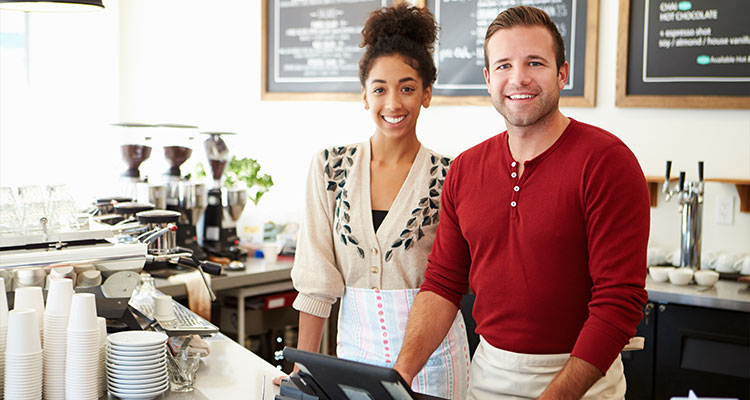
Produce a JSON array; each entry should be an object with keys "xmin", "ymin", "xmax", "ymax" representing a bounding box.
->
[
  {"xmin": 622, "ymin": 302, "xmax": 656, "ymax": 400},
  {"xmin": 655, "ymin": 304, "xmax": 749, "ymax": 400}
]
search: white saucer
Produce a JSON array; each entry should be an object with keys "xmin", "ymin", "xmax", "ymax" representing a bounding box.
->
[
  {"xmin": 108, "ymin": 346, "xmax": 165, "ymax": 357},
  {"xmin": 108, "ymin": 371, "xmax": 168, "ymax": 385},
  {"xmin": 108, "ymin": 331, "xmax": 168, "ymax": 347},
  {"xmin": 107, "ymin": 354, "xmax": 165, "ymax": 366}
]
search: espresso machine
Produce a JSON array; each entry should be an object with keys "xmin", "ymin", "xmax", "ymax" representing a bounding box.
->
[
  {"xmin": 197, "ymin": 132, "xmax": 247, "ymax": 259},
  {"xmin": 663, "ymin": 161, "xmax": 705, "ymax": 269},
  {"xmin": 155, "ymin": 124, "xmax": 207, "ymax": 260}
]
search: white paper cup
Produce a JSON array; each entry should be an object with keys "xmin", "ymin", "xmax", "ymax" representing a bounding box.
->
[
  {"xmin": 68, "ymin": 293, "xmax": 98, "ymax": 332},
  {"xmin": 262, "ymin": 242, "xmax": 280, "ymax": 264},
  {"xmin": 13, "ymin": 286, "xmax": 44, "ymax": 331},
  {"xmin": 6, "ymin": 308, "xmax": 41, "ymax": 355},
  {"xmin": 0, "ymin": 277, "xmax": 8, "ymax": 327},
  {"xmin": 46, "ymin": 278, "xmax": 74, "ymax": 316}
]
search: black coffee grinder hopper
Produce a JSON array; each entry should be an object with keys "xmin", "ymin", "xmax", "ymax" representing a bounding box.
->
[{"xmin": 197, "ymin": 132, "xmax": 247, "ymax": 260}]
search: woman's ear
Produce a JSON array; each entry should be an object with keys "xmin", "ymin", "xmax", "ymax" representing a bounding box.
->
[
  {"xmin": 422, "ymin": 85, "xmax": 433, "ymax": 108},
  {"xmin": 361, "ymin": 87, "xmax": 369, "ymax": 110}
]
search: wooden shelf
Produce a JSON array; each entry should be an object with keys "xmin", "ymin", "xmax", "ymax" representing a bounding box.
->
[{"xmin": 645, "ymin": 176, "xmax": 750, "ymax": 213}]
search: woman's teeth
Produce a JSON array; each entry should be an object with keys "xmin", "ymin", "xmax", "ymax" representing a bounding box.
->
[{"xmin": 383, "ymin": 115, "xmax": 405, "ymax": 124}]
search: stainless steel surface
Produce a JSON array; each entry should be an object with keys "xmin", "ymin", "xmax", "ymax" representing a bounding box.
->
[
  {"xmin": 139, "ymin": 183, "xmax": 167, "ymax": 210},
  {"xmin": 154, "ymin": 258, "xmax": 293, "ymax": 297},
  {"xmin": 180, "ymin": 182, "xmax": 207, "ymax": 224},
  {"xmin": 646, "ymin": 276, "xmax": 750, "ymax": 312},
  {"xmin": 223, "ymin": 187, "xmax": 247, "ymax": 222}
]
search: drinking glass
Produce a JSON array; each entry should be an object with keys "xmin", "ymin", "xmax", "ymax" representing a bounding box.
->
[
  {"xmin": 18, "ymin": 185, "xmax": 48, "ymax": 234},
  {"xmin": 0, "ymin": 186, "xmax": 21, "ymax": 235},
  {"xmin": 167, "ymin": 349, "xmax": 201, "ymax": 392}
]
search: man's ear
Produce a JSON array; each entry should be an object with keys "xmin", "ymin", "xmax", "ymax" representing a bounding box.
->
[
  {"xmin": 483, "ymin": 67, "xmax": 491, "ymax": 94},
  {"xmin": 557, "ymin": 61, "xmax": 570, "ymax": 90}
]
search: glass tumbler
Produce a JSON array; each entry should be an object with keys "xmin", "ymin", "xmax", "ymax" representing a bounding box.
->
[{"xmin": 167, "ymin": 349, "xmax": 201, "ymax": 392}]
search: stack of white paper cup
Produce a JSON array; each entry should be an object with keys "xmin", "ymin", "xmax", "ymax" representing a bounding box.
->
[
  {"xmin": 5, "ymin": 308, "xmax": 43, "ymax": 399},
  {"xmin": 13, "ymin": 286, "xmax": 45, "ymax": 344},
  {"xmin": 0, "ymin": 277, "xmax": 8, "ymax": 396},
  {"xmin": 97, "ymin": 317, "xmax": 107, "ymax": 398},
  {"xmin": 65, "ymin": 293, "xmax": 100, "ymax": 400},
  {"xmin": 43, "ymin": 278, "xmax": 73, "ymax": 400}
]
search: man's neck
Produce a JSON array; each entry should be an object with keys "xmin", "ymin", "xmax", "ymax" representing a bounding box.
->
[{"xmin": 506, "ymin": 110, "xmax": 570, "ymax": 165}]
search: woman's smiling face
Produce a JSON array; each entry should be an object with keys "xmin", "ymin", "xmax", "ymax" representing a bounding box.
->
[{"xmin": 362, "ymin": 55, "xmax": 432, "ymax": 140}]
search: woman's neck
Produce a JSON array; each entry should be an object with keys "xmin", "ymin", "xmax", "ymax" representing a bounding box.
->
[{"xmin": 370, "ymin": 133, "xmax": 420, "ymax": 165}]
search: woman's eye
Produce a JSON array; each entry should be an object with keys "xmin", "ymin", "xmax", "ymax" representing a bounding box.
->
[
  {"xmin": 402, "ymin": 87, "xmax": 415, "ymax": 92},
  {"xmin": 373, "ymin": 87, "xmax": 384, "ymax": 94}
]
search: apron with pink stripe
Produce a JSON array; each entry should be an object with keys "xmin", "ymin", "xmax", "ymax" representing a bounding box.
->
[{"xmin": 337, "ymin": 287, "xmax": 469, "ymax": 399}]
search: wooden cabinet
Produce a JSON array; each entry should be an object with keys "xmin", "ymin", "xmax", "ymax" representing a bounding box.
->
[{"xmin": 623, "ymin": 302, "xmax": 750, "ymax": 400}]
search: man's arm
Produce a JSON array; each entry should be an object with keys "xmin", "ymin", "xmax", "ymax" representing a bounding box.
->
[
  {"xmin": 394, "ymin": 291, "xmax": 459, "ymax": 384},
  {"xmin": 537, "ymin": 356, "xmax": 603, "ymax": 400}
]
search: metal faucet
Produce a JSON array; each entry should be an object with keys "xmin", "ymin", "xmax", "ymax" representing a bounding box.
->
[{"xmin": 663, "ymin": 161, "xmax": 704, "ymax": 270}]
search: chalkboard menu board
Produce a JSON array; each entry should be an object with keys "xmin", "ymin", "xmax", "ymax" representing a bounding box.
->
[
  {"xmin": 427, "ymin": 0, "xmax": 598, "ymax": 107},
  {"xmin": 616, "ymin": 0, "xmax": 750, "ymax": 108},
  {"xmin": 262, "ymin": 0, "xmax": 599, "ymax": 106}
]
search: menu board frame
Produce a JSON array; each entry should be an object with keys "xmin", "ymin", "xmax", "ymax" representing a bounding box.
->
[
  {"xmin": 261, "ymin": 0, "xmax": 599, "ymax": 107},
  {"xmin": 615, "ymin": 0, "xmax": 750, "ymax": 109},
  {"xmin": 430, "ymin": 0, "xmax": 599, "ymax": 107}
]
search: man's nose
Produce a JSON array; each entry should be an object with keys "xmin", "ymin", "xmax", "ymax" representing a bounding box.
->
[{"xmin": 509, "ymin": 66, "xmax": 532, "ymax": 86}]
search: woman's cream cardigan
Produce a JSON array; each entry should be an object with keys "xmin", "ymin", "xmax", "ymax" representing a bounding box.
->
[{"xmin": 291, "ymin": 140, "xmax": 452, "ymax": 318}]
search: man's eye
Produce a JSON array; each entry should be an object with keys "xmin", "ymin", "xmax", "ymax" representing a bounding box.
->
[
  {"xmin": 498, "ymin": 64, "xmax": 510, "ymax": 70},
  {"xmin": 529, "ymin": 61, "xmax": 542, "ymax": 66}
]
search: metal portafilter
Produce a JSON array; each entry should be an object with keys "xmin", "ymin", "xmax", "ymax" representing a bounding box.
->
[{"xmin": 663, "ymin": 161, "xmax": 705, "ymax": 270}]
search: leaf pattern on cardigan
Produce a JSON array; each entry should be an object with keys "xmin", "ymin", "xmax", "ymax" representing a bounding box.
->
[
  {"xmin": 384, "ymin": 154, "xmax": 451, "ymax": 263},
  {"xmin": 323, "ymin": 146, "xmax": 365, "ymax": 258}
]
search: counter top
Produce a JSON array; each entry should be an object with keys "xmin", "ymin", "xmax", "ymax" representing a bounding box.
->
[
  {"xmin": 646, "ymin": 276, "xmax": 750, "ymax": 313},
  {"xmin": 154, "ymin": 257, "xmax": 294, "ymax": 298},
  {"xmin": 163, "ymin": 335, "xmax": 284, "ymax": 400}
]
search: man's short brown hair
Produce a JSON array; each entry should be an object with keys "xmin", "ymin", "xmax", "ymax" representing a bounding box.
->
[{"xmin": 483, "ymin": 6, "xmax": 565, "ymax": 71}]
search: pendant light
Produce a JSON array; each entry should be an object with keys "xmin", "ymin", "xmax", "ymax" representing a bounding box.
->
[{"xmin": 0, "ymin": 0, "xmax": 104, "ymax": 12}]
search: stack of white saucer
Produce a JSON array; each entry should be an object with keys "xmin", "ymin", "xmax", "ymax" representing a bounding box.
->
[
  {"xmin": 43, "ymin": 278, "xmax": 74, "ymax": 400},
  {"xmin": 5, "ymin": 308, "xmax": 43, "ymax": 399},
  {"xmin": 106, "ymin": 331, "xmax": 169, "ymax": 399},
  {"xmin": 65, "ymin": 293, "xmax": 101, "ymax": 400},
  {"xmin": 0, "ymin": 277, "xmax": 9, "ymax": 395}
]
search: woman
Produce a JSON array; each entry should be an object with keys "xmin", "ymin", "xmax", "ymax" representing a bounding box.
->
[{"xmin": 282, "ymin": 4, "xmax": 469, "ymax": 398}]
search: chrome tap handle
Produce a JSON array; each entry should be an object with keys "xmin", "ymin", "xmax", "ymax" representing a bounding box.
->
[
  {"xmin": 698, "ymin": 161, "xmax": 704, "ymax": 182},
  {"xmin": 665, "ymin": 160, "xmax": 672, "ymax": 182}
]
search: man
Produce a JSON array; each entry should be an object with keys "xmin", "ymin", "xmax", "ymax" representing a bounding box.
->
[{"xmin": 394, "ymin": 6, "xmax": 650, "ymax": 400}]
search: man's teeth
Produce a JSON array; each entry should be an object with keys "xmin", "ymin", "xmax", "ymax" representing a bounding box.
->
[
  {"xmin": 509, "ymin": 94, "xmax": 535, "ymax": 100},
  {"xmin": 383, "ymin": 115, "xmax": 405, "ymax": 124}
]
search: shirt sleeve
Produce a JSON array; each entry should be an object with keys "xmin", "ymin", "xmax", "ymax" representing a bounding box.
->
[
  {"xmin": 571, "ymin": 144, "xmax": 650, "ymax": 374},
  {"xmin": 419, "ymin": 155, "xmax": 472, "ymax": 308},
  {"xmin": 291, "ymin": 152, "xmax": 345, "ymax": 318}
]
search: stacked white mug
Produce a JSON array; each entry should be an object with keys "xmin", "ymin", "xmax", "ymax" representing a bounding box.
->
[
  {"xmin": 5, "ymin": 309, "xmax": 43, "ymax": 399},
  {"xmin": 0, "ymin": 277, "xmax": 8, "ymax": 396},
  {"xmin": 43, "ymin": 278, "xmax": 74, "ymax": 400},
  {"xmin": 65, "ymin": 293, "xmax": 101, "ymax": 400}
]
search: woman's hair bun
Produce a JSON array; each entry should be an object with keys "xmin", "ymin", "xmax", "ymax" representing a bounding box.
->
[{"xmin": 361, "ymin": 4, "xmax": 437, "ymax": 54}]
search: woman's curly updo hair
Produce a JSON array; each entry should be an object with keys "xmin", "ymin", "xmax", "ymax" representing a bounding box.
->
[{"xmin": 359, "ymin": 3, "xmax": 438, "ymax": 89}]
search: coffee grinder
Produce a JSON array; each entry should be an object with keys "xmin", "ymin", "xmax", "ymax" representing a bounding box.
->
[
  {"xmin": 156, "ymin": 124, "xmax": 207, "ymax": 260},
  {"xmin": 197, "ymin": 132, "xmax": 247, "ymax": 259},
  {"xmin": 114, "ymin": 123, "xmax": 153, "ymax": 200}
]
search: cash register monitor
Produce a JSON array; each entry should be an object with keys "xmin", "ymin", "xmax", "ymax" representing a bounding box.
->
[{"xmin": 283, "ymin": 347, "xmax": 444, "ymax": 400}]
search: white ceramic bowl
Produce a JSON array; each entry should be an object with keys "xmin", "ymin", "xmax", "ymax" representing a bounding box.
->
[
  {"xmin": 694, "ymin": 270, "xmax": 719, "ymax": 287},
  {"xmin": 649, "ymin": 266, "xmax": 674, "ymax": 282},
  {"xmin": 668, "ymin": 268, "xmax": 694, "ymax": 286}
]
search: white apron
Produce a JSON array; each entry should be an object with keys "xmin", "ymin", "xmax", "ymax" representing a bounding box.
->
[
  {"xmin": 337, "ymin": 287, "xmax": 469, "ymax": 399},
  {"xmin": 468, "ymin": 336, "xmax": 626, "ymax": 400}
]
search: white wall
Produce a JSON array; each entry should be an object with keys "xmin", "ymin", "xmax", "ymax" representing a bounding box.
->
[{"xmin": 1, "ymin": 0, "xmax": 746, "ymax": 256}]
